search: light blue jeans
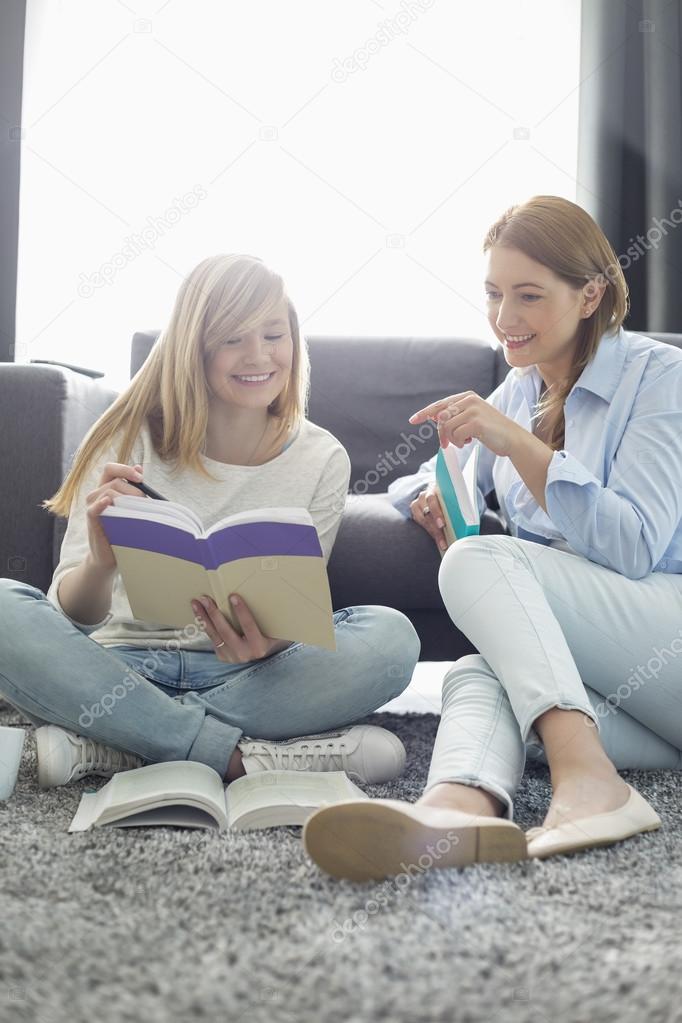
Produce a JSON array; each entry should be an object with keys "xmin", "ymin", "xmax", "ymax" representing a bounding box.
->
[
  {"xmin": 0, "ymin": 579, "xmax": 420, "ymax": 780},
  {"xmin": 429, "ymin": 534, "xmax": 682, "ymax": 819}
]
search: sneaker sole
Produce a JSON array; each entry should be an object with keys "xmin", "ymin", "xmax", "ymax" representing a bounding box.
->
[
  {"xmin": 35, "ymin": 725, "xmax": 62, "ymax": 788},
  {"xmin": 303, "ymin": 800, "xmax": 528, "ymax": 881}
]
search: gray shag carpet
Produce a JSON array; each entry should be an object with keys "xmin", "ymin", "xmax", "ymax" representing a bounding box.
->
[{"xmin": 2, "ymin": 699, "xmax": 682, "ymax": 1023}]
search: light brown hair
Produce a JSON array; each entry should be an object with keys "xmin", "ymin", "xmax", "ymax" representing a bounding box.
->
[{"xmin": 483, "ymin": 195, "xmax": 630, "ymax": 450}]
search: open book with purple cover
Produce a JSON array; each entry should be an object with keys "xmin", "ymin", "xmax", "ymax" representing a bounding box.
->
[{"xmin": 100, "ymin": 496, "xmax": 336, "ymax": 650}]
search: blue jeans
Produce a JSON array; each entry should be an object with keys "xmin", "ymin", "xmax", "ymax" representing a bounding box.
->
[
  {"xmin": 430, "ymin": 535, "xmax": 682, "ymax": 819},
  {"xmin": 0, "ymin": 580, "xmax": 420, "ymax": 780}
]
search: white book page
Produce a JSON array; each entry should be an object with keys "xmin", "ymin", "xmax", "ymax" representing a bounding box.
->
[
  {"xmin": 206, "ymin": 506, "xmax": 313, "ymax": 536},
  {"xmin": 68, "ymin": 761, "xmax": 227, "ymax": 832},
  {"xmin": 442, "ymin": 443, "xmax": 479, "ymax": 526},
  {"xmin": 460, "ymin": 443, "xmax": 479, "ymax": 524},
  {"xmin": 104, "ymin": 802, "xmax": 221, "ymax": 829},
  {"xmin": 102, "ymin": 495, "xmax": 205, "ymax": 535},
  {"xmin": 103, "ymin": 498, "xmax": 314, "ymax": 541},
  {"xmin": 225, "ymin": 770, "xmax": 367, "ymax": 828}
]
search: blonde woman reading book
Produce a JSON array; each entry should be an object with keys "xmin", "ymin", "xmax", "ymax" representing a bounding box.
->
[
  {"xmin": 304, "ymin": 195, "xmax": 682, "ymax": 880},
  {"xmin": 0, "ymin": 255, "xmax": 420, "ymax": 789}
]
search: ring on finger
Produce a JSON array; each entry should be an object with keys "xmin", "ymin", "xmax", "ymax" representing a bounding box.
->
[
  {"xmin": 422, "ymin": 504, "xmax": 431, "ymax": 516},
  {"xmin": 215, "ymin": 640, "xmax": 226, "ymax": 649}
]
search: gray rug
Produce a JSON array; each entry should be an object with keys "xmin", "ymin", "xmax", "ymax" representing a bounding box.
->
[{"xmin": 2, "ymin": 700, "xmax": 682, "ymax": 1023}]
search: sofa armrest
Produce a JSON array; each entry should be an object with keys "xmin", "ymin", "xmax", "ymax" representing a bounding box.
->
[{"xmin": 0, "ymin": 364, "xmax": 118, "ymax": 594}]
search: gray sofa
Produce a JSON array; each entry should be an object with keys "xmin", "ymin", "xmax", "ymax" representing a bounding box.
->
[{"xmin": 3, "ymin": 330, "xmax": 681, "ymax": 660}]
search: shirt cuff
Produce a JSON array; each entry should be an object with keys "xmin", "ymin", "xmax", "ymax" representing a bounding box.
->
[
  {"xmin": 543, "ymin": 449, "xmax": 604, "ymax": 542},
  {"xmin": 546, "ymin": 449, "xmax": 601, "ymax": 488}
]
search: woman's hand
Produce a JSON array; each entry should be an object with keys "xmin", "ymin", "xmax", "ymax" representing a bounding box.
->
[
  {"xmin": 85, "ymin": 462, "xmax": 148, "ymax": 572},
  {"xmin": 410, "ymin": 483, "xmax": 449, "ymax": 553},
  {"xmin": 191, "ymin": 593, "xmax": 292, "ymax": 663},
  {"xmin": 409, "ymin": 391, "xmax": 523, "ymax": 457}
]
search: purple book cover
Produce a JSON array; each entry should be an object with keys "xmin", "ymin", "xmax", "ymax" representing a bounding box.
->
[{"xmin": 100, "ymin": 517, "xmax": 323, "ymax": 570}]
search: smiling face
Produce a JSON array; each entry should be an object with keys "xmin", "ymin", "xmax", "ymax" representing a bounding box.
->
[
  {"xmin": 204, "ymin": 297, "xmax": 294, "ymax": 411},
  {"xmin": 484, "ymin": 245, "xmax": 594, "ymax": 385}
]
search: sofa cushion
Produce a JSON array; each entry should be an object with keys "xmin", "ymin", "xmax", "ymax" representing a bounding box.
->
[{"xmin": 327, "ymin": 493, "xmax": 508, "ymax": 612}]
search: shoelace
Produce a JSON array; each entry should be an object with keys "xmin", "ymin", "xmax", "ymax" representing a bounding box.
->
[
  {"xmin": 80, "ymin": 737, "xmax": 139, "ymax": 773},
  {"xmin": 242, "ymin": 739, "xmax": 351, "ymax": 774}
]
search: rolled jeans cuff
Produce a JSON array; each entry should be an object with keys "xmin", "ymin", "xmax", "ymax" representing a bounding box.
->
[
  {"xmin": 186, "ymin": 713, "xmax": 241, "ymax": 780},
  {"xmin": 423, "ymin": 774, "xmax": 515, "ymax": 821},
  {"xmin": 522, "ymin": 695, "xmax": 602, "ymax": 746}
]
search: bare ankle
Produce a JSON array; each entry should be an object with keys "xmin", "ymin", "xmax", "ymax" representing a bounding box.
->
[
  {"xmin": 418, "ymin": 782, "xmax": 505, "ymax": 818},
  {"xmin": 224, "ymin": 747, "xmax": 246, "ymax": 782},
  {"xmin": 533, "ymin": 707, "xmax": 617, "ymax": 778}
]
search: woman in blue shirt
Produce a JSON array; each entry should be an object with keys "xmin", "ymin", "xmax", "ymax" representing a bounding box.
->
[{"xmin": 304, "ymin": 195, "xmax": 682, "ymax": 881}]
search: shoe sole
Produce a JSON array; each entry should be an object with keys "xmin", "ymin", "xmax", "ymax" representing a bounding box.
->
[{"xmin": 303, "ymin": 801, "xmax": 528, "ymax": 881}]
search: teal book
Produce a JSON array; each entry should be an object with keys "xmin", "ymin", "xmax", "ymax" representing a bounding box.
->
[{"xmin": 435, "ymin": 442, "xmax": 481, "ymax": 549}]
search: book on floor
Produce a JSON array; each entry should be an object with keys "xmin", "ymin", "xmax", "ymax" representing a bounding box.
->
[
  {"xmin": 100, "ymin": 497, "xmax": 335, "ymax": 650},
  {"xmin": 434, "ymin": 441, "xmax": 481, "ymax": 550},
  {"xmin": 68, "ymin": 761, "xmax": 368, "ymax": 833}
]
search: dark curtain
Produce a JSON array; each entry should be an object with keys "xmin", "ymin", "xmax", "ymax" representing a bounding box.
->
[
  {"xmin": 577, "ymin": 0, "xmax": 682, "ymax": 332},
  {"xmin": 0, "ymin": 0, "xmax": 26, "ymax": 362}
]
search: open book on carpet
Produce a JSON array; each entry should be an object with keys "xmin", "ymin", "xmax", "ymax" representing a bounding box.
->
[{"xmin": 68, "ymin": 761, "xmax": 368, "ymax": 833}]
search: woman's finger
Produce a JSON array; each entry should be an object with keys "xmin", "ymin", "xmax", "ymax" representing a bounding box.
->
[
  {"xmin": 228, "ymin": 594, "xmax": 268, "ymax": 654},
  {"xmin": 426, "ymin": 492, "xmax": 445, "ymax": 531},
  {"xmin": 86, "ymin": 477, "xmax": 150, "ymax": 507},
  {"xmin": 411, "ymin": 492, "xmax": 446, "ymax": 551},
  {"xmin": 425, "ymin": 493, "xmax": 447, "ymax": 551},
  {"xmin": 192, "ymin": 596, "xmax": 242, "ymax": 657},
  {"xmin": 408, "ymin": 395, "xmax": 460, "ymax": 424}
]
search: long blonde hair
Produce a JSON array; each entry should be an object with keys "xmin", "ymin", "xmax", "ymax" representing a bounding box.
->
[
  {"xmin": 483, "ymin": 195, "xmax": 630, "ymax": 451},
  {"xmin": 44, "ymin": 254, "xmax": 310, "ymax": 518}
]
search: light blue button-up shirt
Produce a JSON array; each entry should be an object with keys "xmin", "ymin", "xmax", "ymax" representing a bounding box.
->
[{"xmin": 387, "ymin": 327, "xmax": 682, "ymax": 580}]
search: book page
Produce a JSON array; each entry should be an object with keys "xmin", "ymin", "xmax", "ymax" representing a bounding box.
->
[
  {"xmin": 206, "ymin": 506, "xmax": 313, "ymax": 536},
  {"xmin": 68, "ymin": 761, "xmax": 227, "ymax": 832},
  {"xmin": 225, "ymin": 770, "xmax": 367, "ymax": 828},
  {"xmin": 103, "ymin": 495, "xmax": 205, "ymax": 536},
  {"xmin": 441, "ymin": 443, "xmax": 478, "ymax": 525},
  {"xmin": 460, "ymin": 442, "xmax": 479, "ymax": 522},
  {"xmin": 108, "ymin": 804, "xmax": 221, "ymax": 829}
]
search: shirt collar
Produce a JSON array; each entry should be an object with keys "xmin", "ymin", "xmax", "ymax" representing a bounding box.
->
[{"xmin": 513, "ymin": 326, "xmax": 628, "ymax": 405}]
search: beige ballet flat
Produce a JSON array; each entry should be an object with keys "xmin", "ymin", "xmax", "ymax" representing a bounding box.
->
[
  {"xmin": 303, "ymin": 798, "xmax": 528, "ymax": 881},
  {"xmin": 526, "ymin": 784, "xmax": 661, "ymax": 860}
]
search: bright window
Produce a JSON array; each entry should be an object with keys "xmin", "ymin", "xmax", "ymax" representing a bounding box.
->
[{"xmin": 17, "ymin": 0, "xmax": 581, "ymax": 391}]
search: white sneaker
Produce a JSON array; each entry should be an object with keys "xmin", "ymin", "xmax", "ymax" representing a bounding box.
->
[
  {"xmin": 237, "ymin": 724, "xmax": 406, "ymax": 784},
  {"xmin": 35, "ymin": 724, "xmax": 144, "ymax": 788}
]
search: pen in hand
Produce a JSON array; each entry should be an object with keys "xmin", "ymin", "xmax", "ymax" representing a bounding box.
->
[{"xmin": 124, "ymin": 479, "xmax": 169, "ymax": 501}]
